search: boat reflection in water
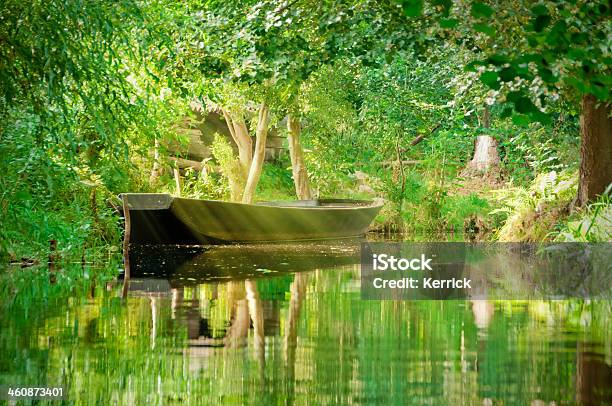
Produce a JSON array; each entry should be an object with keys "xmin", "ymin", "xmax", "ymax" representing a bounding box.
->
[
  {"xmin": 124, "ymin": 241, "xmax": 361, "ymax": 378},
  {"xmin": 126, "ymin": 242, "xmax": 361, "ymax": 284}
]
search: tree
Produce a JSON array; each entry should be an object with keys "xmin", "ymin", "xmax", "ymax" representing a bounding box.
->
[
  {"xmin": 210, "ymin": 86, "xmax": 272, "ymax": 204},
  {"xmin": 186, "ymin": 0, "xmax": 422, "ymax": 201},
  {"xmin": 447, "ymin": 0, "xmax": 611, "ymax": 205},
  {"xmin": 0, "ymin": 0, "xmax": 186, "ymax": 187}
]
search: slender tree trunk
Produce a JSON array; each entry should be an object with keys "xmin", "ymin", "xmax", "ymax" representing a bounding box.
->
[
  {"xmin": 224, "ymin": 299, "xmax": 250, "ymax": 348},
  {"xmin": 173, "ymin": 166, "xmax": 181, "ymax": 197},
  {"xmin": 222, "ymin": 109, "xmax": 252, "ymax": 179},
  {"xmin": 480, "ymin": 104, "xmax": 491, "ymax": 128},
  {"xmin": 287, "ymin": 115, "xmax": 312, "ymax": 200},
  {"xmin": 242, "ymin": 103, "xmax": 270, "ymax": 204},
  {"xmin": 227, "ymin": 173, "xmax": 244, "ymax": 202},
  {"xmin": 150, "ymin": 137, "xmax": 161, "ymax": 182},
  {"xmin": 577, "ymin": 95, "xmax": 612, "ymax": 206},
  {"xmin": 121, "ymin": 195, "xmax": 131, "ymax": 299}
]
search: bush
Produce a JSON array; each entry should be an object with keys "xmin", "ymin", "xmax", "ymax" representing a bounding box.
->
[
  {"xmin": 491, "ymin": 171, "xmax": 577, "ymax": 242},
  {"xmin": 556, "ymin": 191, "xmax": 612, "ymax": 242}
]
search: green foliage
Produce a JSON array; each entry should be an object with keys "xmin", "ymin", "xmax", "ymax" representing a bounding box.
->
[
  {"xmin": 255, "ymin": 163, "xmax": 295, "ymax": 201},
  {"xmin": 181, "ymin": 166, "xmax": 226, "ymax": 200},
  {"xmin": 1, "ymin": 0, "xmax": 141, "ymax": 105},
  {"xmin": 440, "ymin": 193, "xmax": 490, "ymax": 230},
  {"xmin": 0, "ymin": 108, "xmax": 125, "ymax": 262},
  {"xmin": 209, "ymin": 134, "xmax": 242, "ymax": 200},
  {"xmin": 494, "ymin": 115, "xmax": 580, "ymax": 184},
  {"xmin": 557, "ymin": 191, "xmax": 612, "ymax": 242},
  {"xmin": 0, "ymin": 0, "xmax": 605, "ymax": 265},
  {"xmin": 463, "ymin": 0, "xmax": 611, "ymax": 120},
  {"xmin": 492, "ymin": 171, "xmax": 578, "ymax": 242}
]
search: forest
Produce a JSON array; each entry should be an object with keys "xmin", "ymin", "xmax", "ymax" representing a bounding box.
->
[
  {"xmin": 0, "ymin": 1, "xmax": 611, "ymax": 404},
  {"xmin": 1, "ymin": 0, "xmax": 610, "ymax": 268}
]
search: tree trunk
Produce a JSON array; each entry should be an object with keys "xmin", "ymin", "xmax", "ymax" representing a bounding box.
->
[
  {"xmin": 242, "ymin": 103, "xmax": 270, "ymax": 204},
  {"xmin": 222, "ymin": 110, "xmax": 252, "ymax": 180},
  {"xmin": 173, "ymin": 166, "xmax": 181, "ymax": 197},
  {"xmin": 233, "ymin": 120, "xmax": 253, "ymax": 178},
  {"xmin": 480, "ymin": 104, "xmax": 491, "ymax": 128},
  {"xmin": 150, "ymin": 137, "xmax": 161, "ymax": 182},
  {"xmin": 287, "ymin": 115, "xmax": 312, "ymax": 200},
  {"xmin": 284, "ymin": 273, "xmax": 308, "ymax": 381},
  {"xmin": 577, "ymin": 95, "xmax": 612, "ymax": 206},
  {"xmin": 121, "ymin": 195, "xmax": 131, "ymax": 299}
]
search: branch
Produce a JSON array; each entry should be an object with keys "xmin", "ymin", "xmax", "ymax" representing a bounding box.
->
[{"xmin": 409, "ymin": 123, "xmax": 441, "ymax": 147}]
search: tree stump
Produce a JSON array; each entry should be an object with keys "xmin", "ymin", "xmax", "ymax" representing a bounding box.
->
[{"xmin": 468, "ymin": 135, "xmax": 500, "ymax": 171}]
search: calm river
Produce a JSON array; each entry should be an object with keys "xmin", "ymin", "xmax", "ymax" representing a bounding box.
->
[{"xmin": 0, "ymin": 239, "xmax": 610, "ymax": 405}]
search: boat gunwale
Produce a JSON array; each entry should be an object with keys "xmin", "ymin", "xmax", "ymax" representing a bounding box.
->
[{"xmin": 171, "ymin": 196, "xmax": 384, "ymax": 211}]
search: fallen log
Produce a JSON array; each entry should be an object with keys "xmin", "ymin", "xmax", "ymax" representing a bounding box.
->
[{"xmin": 170, "ymin": 157, "xmax": 206, "ymax": 171}]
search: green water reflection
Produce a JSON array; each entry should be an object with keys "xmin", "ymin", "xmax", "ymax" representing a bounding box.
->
[{"xmin": 0, "ymin": 243, "xmax": 611, "ymax": 405}]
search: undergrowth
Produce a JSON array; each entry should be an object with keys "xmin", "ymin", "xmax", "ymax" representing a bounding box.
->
[{"xmin": 489, "ymin": 171, "xmax": 578, "ymax": 242}]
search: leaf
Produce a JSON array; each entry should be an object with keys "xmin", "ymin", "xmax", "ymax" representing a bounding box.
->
[
  {"xmin": 479, "ymin": 71, "xmax": 500, "ymax": 89},
  {"xmin": 471, "ymin": 2, "xmax": 495, "ymax": 18},
  {"xmin": 473, "ymin": 23, "xmax": 495, "ymax": 37},
  {"xmin": 500, "ymin": 107, "xmax": 513, "ymax": 118},
  {"xmin": 515, "ymin": 96, "xmax": 537, "ymax": 114},
  {"xmin": 439, "ymin": 18, "xmax": 459, "ymax": 28},
  {"xmin": 517, "ymin": 54, "xmax": 541, "ymax": 64},
  {"xmin": 545, "ymin": 21, "xmax": 568, "ymax": 46},
  {"xmin": 499, "ymin": 67, "xmax": 517, "ymax": 81},
  {"xmin": 532, "ymin": 110, "xmax": 552, "ymax": 125},
  {"xmin": 565, "ymin": 76, "xmax": 588, "ymax": 93},
  {"xmin": 537, "ymin": 66, "xmax": 557, "ymax": 83},
  {"xmin": 506, "ymin": 91, "xmax": 522, "ymax": 103},
  {"xmin": 594, "ymin": 74, "xmax": 612, "ymax": 86},
  {"xmin": 531, "ymin": 4, "xmax": 548, "ymax": 16},
  {"xmin": 589, "ymin": 83, "xmax": 609, "ymax": 101},
  {"xmin": 402, "ymin": 0, "xmax": 424, "ymax": 17},
  {"xmin": 512, "ymin": 114, "xmax": 531, "ymax": 126},
  {"xmin": 571, "ymin": 32, "xmax": 588, "ymax": 44},
  {"xmin": 533, "ymin": 14, "xmax": 551, "ymax": 32},
  {"xmin": 465, "ymin": 60, "xmax": 485, "ymax": 72},
  {"xmin": 487, "ymin": 54, "xmax": 510, "ymax": 66},
  {"xmin": 567, "ymin": 48, "xmax": 586, "ymax": 61}
]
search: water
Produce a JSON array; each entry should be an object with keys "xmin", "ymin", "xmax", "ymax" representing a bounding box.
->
[{"xmin": 0, "ymin": 240, "xmax": 611, "ymax": 405}]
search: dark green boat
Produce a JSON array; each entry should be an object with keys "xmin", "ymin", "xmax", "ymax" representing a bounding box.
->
[{"xmin": 119, "ymin": 193, "xmax": 383, "ymax": 244}]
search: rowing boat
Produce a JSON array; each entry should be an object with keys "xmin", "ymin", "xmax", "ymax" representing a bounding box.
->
[{"xmin": 118, "ymin": 193, "xmax": 383, "ymax": 244}]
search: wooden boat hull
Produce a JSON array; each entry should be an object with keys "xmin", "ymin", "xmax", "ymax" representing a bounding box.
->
[{"xmin": 120, "ymin": 194, "xmax": 383, "ymax": 244}]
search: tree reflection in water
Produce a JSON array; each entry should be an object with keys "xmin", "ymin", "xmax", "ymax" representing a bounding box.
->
[{"xmin": 0, "ymin": 244, "xmax": 610, "ymax": 404}]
